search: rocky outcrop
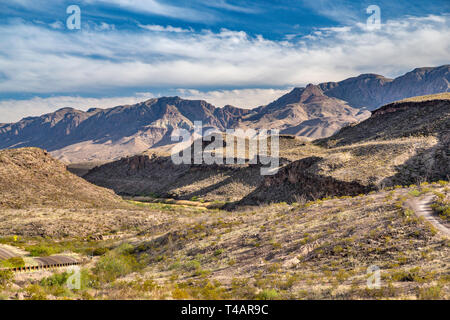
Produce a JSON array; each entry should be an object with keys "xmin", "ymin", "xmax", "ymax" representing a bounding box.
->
[{"xmin": 237, "ymin": 156, "xmax": 372, "ymax": 205}]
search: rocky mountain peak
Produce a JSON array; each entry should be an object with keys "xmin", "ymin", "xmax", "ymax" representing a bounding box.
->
[{"xmin": 299, "ymin": 84, "xmax": 326, "ymax": 103}]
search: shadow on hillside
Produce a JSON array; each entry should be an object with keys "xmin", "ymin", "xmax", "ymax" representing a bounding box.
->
[
  {"xmin": 380, "ymin": 132, "xmax": 450, "ymax": 186},
  {"xmin": 227, "ymin": 156, "xmax": 374, "ymax": 209},
  {"xmin": 170, "ymin": 165, "xmax": 265, "ymax": 201}
]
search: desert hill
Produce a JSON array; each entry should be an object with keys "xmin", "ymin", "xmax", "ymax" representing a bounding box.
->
[
  {"xmin": 319, "ymin": 93, "xmax": 450, "ymax": 147},
  {"xmin": 240, "ymin": 95, "xmax": 449, "ymax": 204},
  {"xmin": 0, "ymin": 148, "xmax": 122, "ymax": 209},
  {"xmin": 83, "ymin": 134, "xmax": 302, "ymax": 202}
]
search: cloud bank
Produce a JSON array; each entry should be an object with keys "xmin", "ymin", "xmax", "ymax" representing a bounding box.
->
[
  {"xmin": 0, "ymin": 13, "xmax": 448, "ymax": 122},
  {"xmin": 0, "ymin": 14, "xmax": 448, "ymax": 96}
]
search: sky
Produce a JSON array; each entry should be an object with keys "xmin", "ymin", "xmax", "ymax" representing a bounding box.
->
[{"xmin": 0, "ymin": 0, "xmax": 449, "ymax": 122}]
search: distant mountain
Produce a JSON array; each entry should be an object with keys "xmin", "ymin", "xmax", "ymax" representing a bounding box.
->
[
  {"xmin": 319, "ymin": 65, "xmax": 450, "ymax": 109},
  {"xmin": 0, "ymin": 97, "xmax": 249, "ymax": 162},
  {"xmin": 0, "ymin": 65, "xmax": 448, "ymax": 162},
  {"xmin": 238, "ymin": 84, "xmax": 370, "ymax": 138}
]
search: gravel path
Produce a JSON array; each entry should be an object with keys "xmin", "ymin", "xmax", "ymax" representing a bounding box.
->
[{"xmin": 408, "ymin": 194, "xmax": 450, "ymax": 237}]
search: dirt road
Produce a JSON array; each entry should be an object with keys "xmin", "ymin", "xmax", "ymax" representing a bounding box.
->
[{"xmin": 407, "ymin": 194, "xmax": 450, "ymax": 237}]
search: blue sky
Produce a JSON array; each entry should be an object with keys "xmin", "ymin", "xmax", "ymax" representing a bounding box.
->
[{"xmin": 0, "ymin": 0, "xmax": 449, "ymax": 122}]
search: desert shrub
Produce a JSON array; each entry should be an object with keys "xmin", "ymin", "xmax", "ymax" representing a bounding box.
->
[
  {"xmin": 138, "ymin": 279, "xmax": 158, "ymax": 292},
  {"xmin": 0, "ymin": 257, "xmax": 25, "ymax": 268},
  {"xmin": 408, "ymin": 189, "xmax": 421, "ymax": 197},
  {"xmin": 172, "ymin": 287, "xmax": 191, "ymax": 299},
  {"xmin": 256, "ymin": 289, "xmax": 279, "ymax": 300},
  {"xmin": 403, "ymin": 208, "xmax": 414, "ymax": 217},
  {"xmin": 0, "ymin": 270, "xmax": 13, "ymax": 288},
  {"xmin": 25, "ymin": 244, "xmax": 60, "ymax": 256},
  {"xmin": 39, "ymin": 268, "xmax": 94, "ymax": 297},
  {"xmin": 40, "ymin": 272, "xmax": 72, "ymax": 296},
  {"xmin": 418, "ymin": 285, "xmax": 443, "ymax": 300},
  {"xmin": 176, "ymin": 279, "xmax": 228, "ymax": 300},
  {"xmin": 25, "ymin": 284, "xmax": 48, "ymax": 300},
  {"xmin": 40, "ymin": 272, "xmax": 71, "ymax": 287},
  {"xmin": 168, "ymin": 262, "xmax": 182, "ymax": 270},
  {"xmin": 183, "ymin": 260, "xmax": 201, "ymax": 272},
  {"xmin": 92, "ymin": 246, "xmax": 110, "ymax": 256},
  {"xmin": 333, "ymin": 245, "xmax": 344, "ymax": 254},
  {"xmin": 93, "ymin": 244, "xmax": 141, "ymax": 283},
  {"xmin": 431, "ymin": 200, "xmax": 450, "ymax": 221}
]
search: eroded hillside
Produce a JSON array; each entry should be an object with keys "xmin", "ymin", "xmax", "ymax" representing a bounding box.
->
[{"xmin": 0, "ymin": 148, "xmax": 123, "ymax": 209}]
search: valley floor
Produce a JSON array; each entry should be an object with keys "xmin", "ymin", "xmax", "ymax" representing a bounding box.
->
[{"xmin": 1, "ymin": 182, "xmax": 449, "ymax": 300}]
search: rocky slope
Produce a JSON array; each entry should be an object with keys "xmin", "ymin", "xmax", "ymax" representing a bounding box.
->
[
  {"xmin": 240, "ymin": 95, "xmax": 450, "ymax": 204},
  {"xmin": 0, "ymin": 148, "xmax": 123, "ymax": 208},
  {"xmin": 238, "ymin": 84, "xmax": 370, "ymax": 138},
  {"xmin": 319, "ymin": 94, "xmax": 450, "ymax": 147},
  {"xmin": 83, "ymin": 135, "xmax": 303, "ymax": 201}
]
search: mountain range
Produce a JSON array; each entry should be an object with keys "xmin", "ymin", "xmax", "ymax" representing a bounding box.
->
[
  {"xmin": 83, "ymin": 93, "xmax": 450, "ymax": 204},
  {"xmin": 0, "ymin": 65, "xmax": 448, "ymax": 163}
]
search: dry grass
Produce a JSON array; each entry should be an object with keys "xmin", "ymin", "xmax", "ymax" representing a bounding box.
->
[
  {"xmin": 0, "ymin": 148, "xmax": 122, "ymax": 209},
  {"xmin": 398, "ymin": 93, "xmax": 450, "ymax": 103},
  {"xmin": 1, "ymin": 183, "xmax": 448, "ymax": 300}
]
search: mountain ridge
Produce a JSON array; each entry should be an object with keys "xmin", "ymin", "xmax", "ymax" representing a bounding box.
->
[{"xmin": 0, "ymin": 65, "xmax": 449, "ymax": 162}]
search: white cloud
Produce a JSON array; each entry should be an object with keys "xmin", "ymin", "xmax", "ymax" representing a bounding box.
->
[
  {"xmin": 96, "ymin": 22, "xmax": 116, "ymax": 31},
  {"xmin": 0, "ymin": 94, "xmax": 154, "ymax": 123},
  {"xmin": 0, "ymin": 14, "xmax": 448, "ymax": 96},
  {"xmin": 49, "ymin": 21, "xmax": 64, "ymax": 29},
  {"xmin": 199, "ymin": 0, "xmax": 260, "ymax": 14},
  {"xmin": 138, "ymin": 24, "xmax": 193, "ymax": 33},
  {"xmin": 84, "ymin": 0, "xmax": 212, "ymax": 22}
]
